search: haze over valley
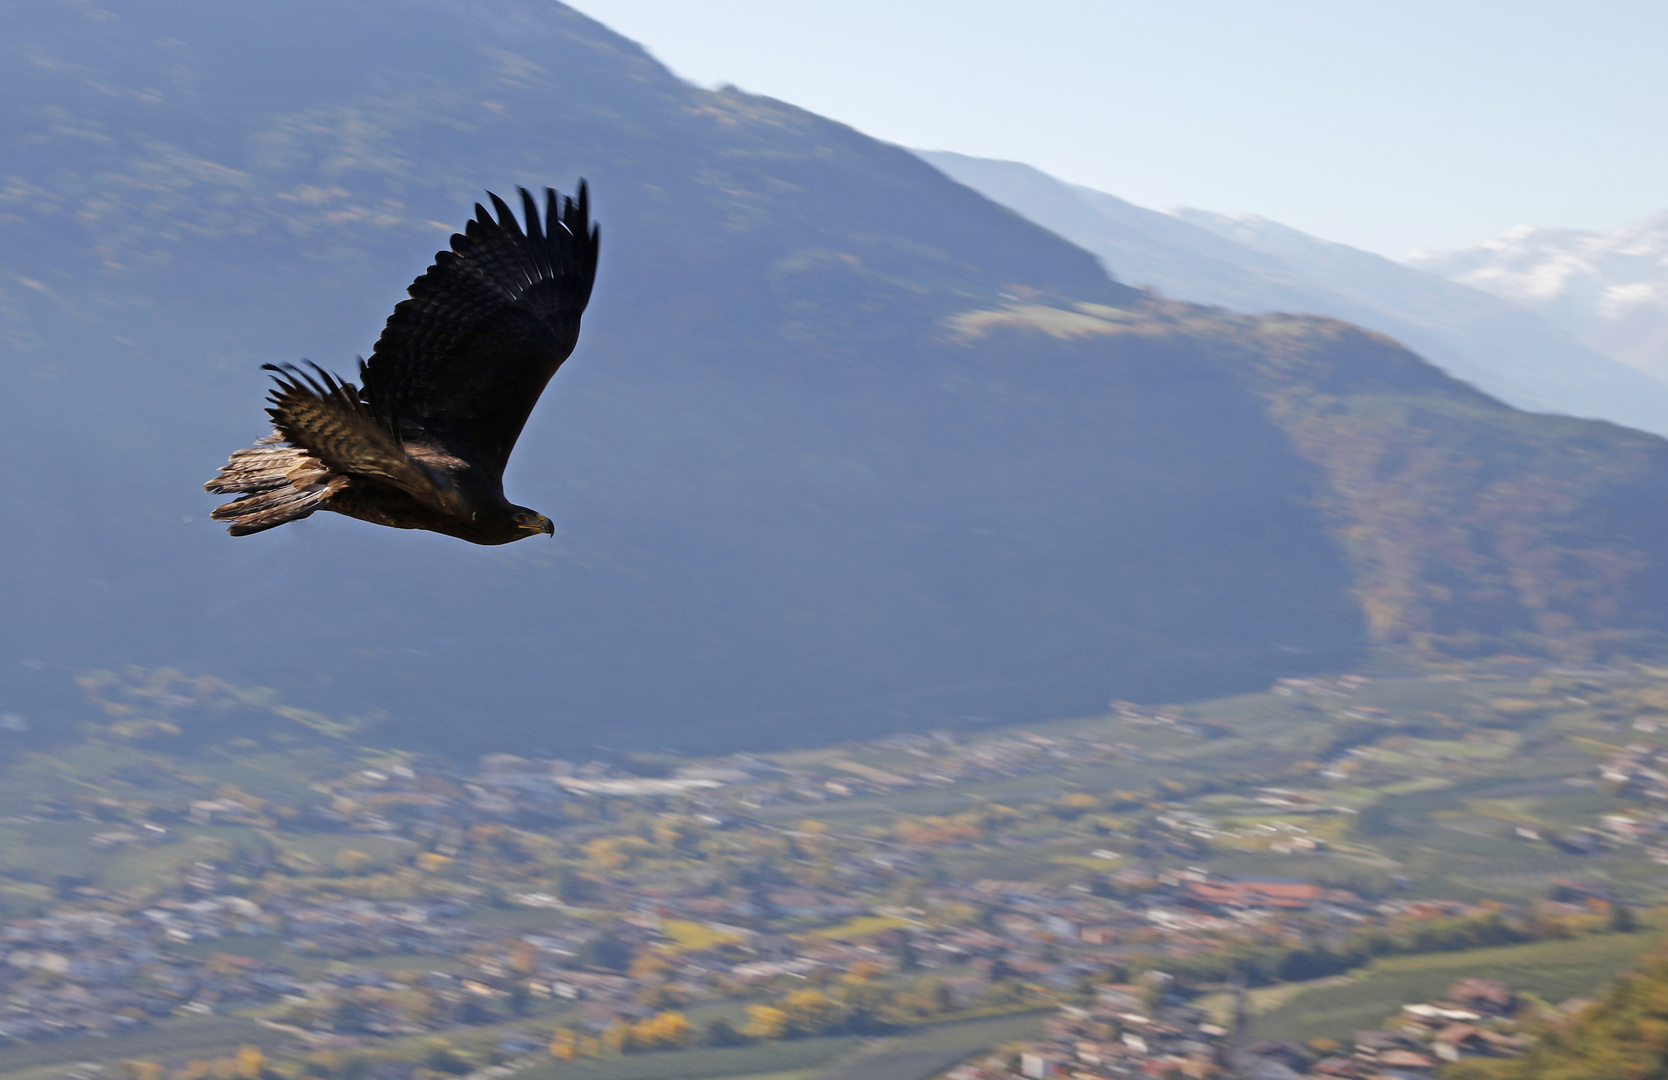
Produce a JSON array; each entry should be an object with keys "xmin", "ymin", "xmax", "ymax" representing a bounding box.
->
[
  {"xmin": 4, "ymin": 4, "xmax": 1668, "ymax": 1080},
  {"xmin": 1410, "ymin": 213, "xmax": 1668, "ymax": 387}
]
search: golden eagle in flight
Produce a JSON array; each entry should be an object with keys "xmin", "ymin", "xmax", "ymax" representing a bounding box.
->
[{"xmin": 206, "ymin": 184, "xmax": 598, "ymax": 545}]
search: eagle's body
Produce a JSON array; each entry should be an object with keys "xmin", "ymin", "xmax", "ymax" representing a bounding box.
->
[{"xmin": 207, "ymin": 185, "xmax": 598, "ymax": 545}]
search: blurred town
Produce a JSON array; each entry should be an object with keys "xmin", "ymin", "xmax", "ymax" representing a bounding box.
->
[{"xmin": 0, "ymin": 658, "xmax": 1665, "ymax": 1079}]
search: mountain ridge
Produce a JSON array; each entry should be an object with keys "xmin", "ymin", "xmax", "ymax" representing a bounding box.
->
[{"xmin": 915, "ymin": 150, "xmax": 1668, "ymax": 436}]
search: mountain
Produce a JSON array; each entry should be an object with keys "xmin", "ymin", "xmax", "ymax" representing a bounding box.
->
[
  {"xmin": 1409, "ymin": 213, "xmax": 1668, "ymax": 387},
  {"xmin": 915, "ymin": 151, "xmax": 1668, "ymax": 436},
  {"xmin": 4, "ymin": 1, "xmax": 1668, "ymax": 758}
]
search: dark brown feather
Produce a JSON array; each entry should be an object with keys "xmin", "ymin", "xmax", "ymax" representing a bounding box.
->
[{"xmin": 359, "ymin": 185, "xmax": 598, "ymax": 472}]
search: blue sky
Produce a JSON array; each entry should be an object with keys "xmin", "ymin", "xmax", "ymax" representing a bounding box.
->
[{"xmin": 564, "ymin": 0, "xmax": 1668, "ymax": 257}]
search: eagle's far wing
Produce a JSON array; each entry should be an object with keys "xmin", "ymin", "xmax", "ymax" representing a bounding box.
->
[{"xmin": 361, "ymin": 185, "xmax": 599, "ymax": 474}]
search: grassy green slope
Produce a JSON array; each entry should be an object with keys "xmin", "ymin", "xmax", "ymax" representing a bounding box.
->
[{"xmin": 1249, "ymin": 932, "xmax": 1656, "ymax": 1043}]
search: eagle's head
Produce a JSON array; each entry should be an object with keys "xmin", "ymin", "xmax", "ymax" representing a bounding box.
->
[
  {"xmin": 511, "ymin": 507, "xmax": 556, "ymax": 538},
  {"xmin": 435, "ymin": 501, "xmax": 556, "ymax": 545}
]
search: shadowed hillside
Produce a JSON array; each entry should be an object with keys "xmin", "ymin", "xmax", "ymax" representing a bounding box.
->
[
  {"xmin": 0, "ymin": 0, "xmax": 1665, "ymax": 755},
  {"xmin": 946, "ymin": 299, "xmax": 1668, "ymax": 659}
]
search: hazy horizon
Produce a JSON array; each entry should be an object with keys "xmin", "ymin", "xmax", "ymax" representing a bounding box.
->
[{"xmin": 564, "ymin": 0, "xmax": 1668, "ymax": 259}]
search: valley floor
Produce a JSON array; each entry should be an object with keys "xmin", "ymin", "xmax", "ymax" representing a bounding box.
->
[{"xmin": 1, "ymin": 655, "xmax": 1665, "ymax": 1080}]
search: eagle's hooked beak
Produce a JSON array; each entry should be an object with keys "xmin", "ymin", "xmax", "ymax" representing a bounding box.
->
[{"xmin": 538, "ymin": 515, "xmax": 555, "ymax": 536}]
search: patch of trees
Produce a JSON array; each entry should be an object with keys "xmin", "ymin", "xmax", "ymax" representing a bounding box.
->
[{"xmin": 1445, "ymin": 944, "xmax": 1668, "ymax": 1079}]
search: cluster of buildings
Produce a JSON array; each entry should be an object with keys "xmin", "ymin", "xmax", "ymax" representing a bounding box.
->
[
  {"xmin": 0, "ymin": 852, "xmax": 1395, "ymax": 1047},
  {"xmin": 461, "ymin": 866, "xmax": 1401, "ymax": 1043},
  {"xmin": 0, "ymin": 911, "xmax": 297, "ymax": 1042},
  {"xmin": 282, "ymin": 898, "xmax": 479, "ymax": 957},
  {"xmin": 952, "ymin": 976, "xmax": 1533, "ymax": 1080},
  {"xmin": 1591, "ymin": 744, "xmax": 1668, "ymax": 861},
  {"xmin": 1300, "ymin": 977, "xmax": 1531, "ymax": 1078},
  {"xmin": 1598, "ymin": 742, "xmax": 1668, "ymax": 800},
  {"xmin": 948, "ymin": 979, "xmax": 1229, "ymax": 1080},
  {"xmin": 1147, "ymin": 799, "xmax": 1339, "ymax": 859},
  {"xmin": 467, "ymin": 731, "xmax": 1157, "ymax": 816},
  {"xmin": 1268, "ymin": 675, "xmax": 1373, "ymax": 700}
]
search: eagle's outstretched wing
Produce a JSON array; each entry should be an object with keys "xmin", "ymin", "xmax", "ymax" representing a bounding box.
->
[{"xmin": 360, "ymin": 185, "xmax": 599, "ymax": 474}]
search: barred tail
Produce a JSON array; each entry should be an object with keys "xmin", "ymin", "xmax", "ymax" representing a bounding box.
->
[{"xmin": 205, "ymin": 433, "xmax": 337, "ymax": 536}]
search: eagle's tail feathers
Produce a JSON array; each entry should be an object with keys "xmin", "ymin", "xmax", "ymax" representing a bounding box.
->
[
  {"xmin": 215, "ymin": 485, "xmax": 331, "ymax": 536},
  {"xmin": 206, "ymin": 435, "xmax": 335, "ymax": 536},
  {"xmin": 206, "ymin": 433, "xmax": 310, "ymax": 494}
]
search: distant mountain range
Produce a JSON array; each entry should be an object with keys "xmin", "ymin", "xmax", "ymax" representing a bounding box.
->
[
  {"xmin": 5, "ymin": 1, "xmax": 1668, "ymax": 758},
  {"xmin": 1409, "ymin": 213, "xmax": 1668, "ymax": 388},
  {"xmin": 917, "ymin": 151, "xmax": 1668, "ymax": 437}
]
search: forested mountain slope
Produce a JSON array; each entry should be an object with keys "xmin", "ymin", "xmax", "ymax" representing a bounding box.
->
[{"xmin": 1, "ymin": 0, "xmax": 1665, "ymax": 755}]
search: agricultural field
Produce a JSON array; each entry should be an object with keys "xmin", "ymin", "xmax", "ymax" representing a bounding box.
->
[{"xmin": 1246, "ymin": 930, "xmax": 1657, "ymax": 1043}]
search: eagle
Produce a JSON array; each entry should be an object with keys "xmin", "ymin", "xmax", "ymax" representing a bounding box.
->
[{"xmin": 206, "ymin": 184, "xmax": 599, "ymax": 545}]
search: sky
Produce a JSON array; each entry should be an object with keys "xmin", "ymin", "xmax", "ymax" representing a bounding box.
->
[{"xmin": 563, "ymin": 0, "xmax": 1668, "ymax": 258}]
